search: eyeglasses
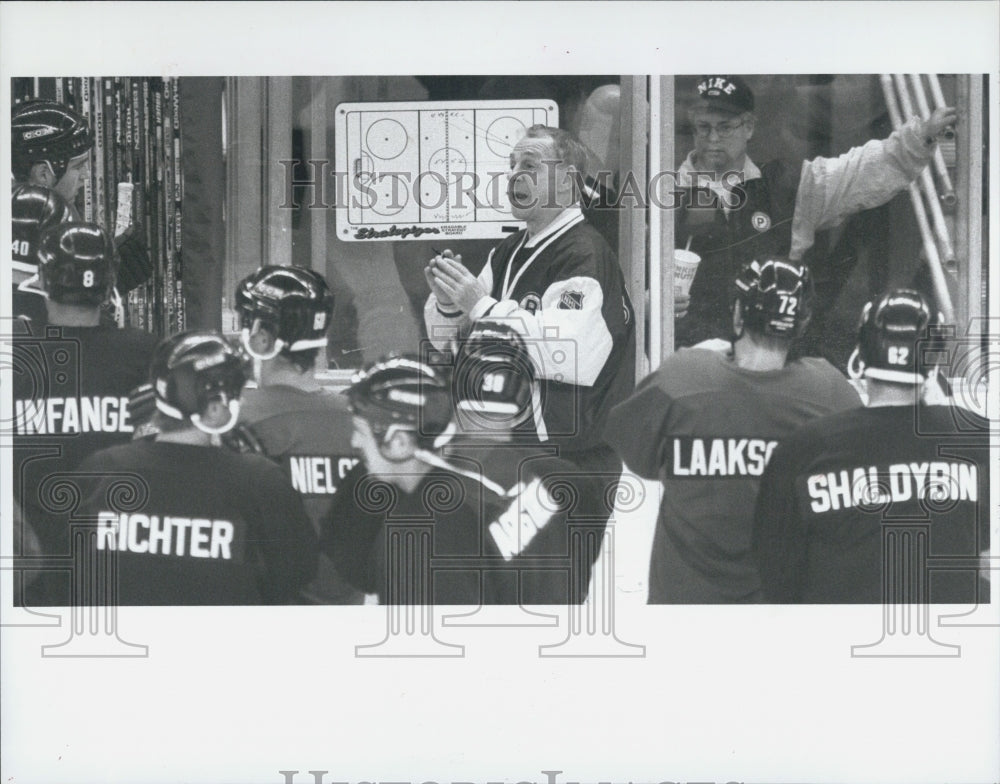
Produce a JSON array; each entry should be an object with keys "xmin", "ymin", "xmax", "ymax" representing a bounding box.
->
[{"xmin": 692, "ymin": 119, "xmax": 745, "ymax": 139}]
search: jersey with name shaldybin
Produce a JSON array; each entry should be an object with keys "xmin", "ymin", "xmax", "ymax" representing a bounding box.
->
[
  {"xmin": 12, "ymin": 324, "xmax": 158, "ymax": 563},
  {"xmin": 65, "ymin": 440, "xmax": 319, "ymax": 605},
  {"xmin": 753, "ymin": 404, "xmax": 991, "ymax": 604},
  {"xmin": 605, "ymin": 346, "xmax": 861, "ymax": 603}
]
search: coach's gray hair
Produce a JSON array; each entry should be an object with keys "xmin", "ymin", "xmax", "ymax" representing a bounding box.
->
[{"xmin": 524, "ymin": 125, "xmax": 589, "ymax": 175}]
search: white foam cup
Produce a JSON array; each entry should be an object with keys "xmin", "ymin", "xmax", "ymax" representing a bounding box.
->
[{"xmin": 673, "ymin": 249, "xmax": 701, "ymax": 297}]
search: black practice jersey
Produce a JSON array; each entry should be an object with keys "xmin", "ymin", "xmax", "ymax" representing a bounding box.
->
[
  {"xmin": 58, "ymin": 440, "xmax": 318, "ymax": 605},
  {"xmin": 754, "ymin": 404, "xmax": 991, "ymax": 603},
  {"xmin": 12, "ymin": 323, "xmax": 158, "ymax": 585},
  {"xmin": 606, "ymin": 346, "xmax": 861, "ymax": 603},
  {"xmin": 442, "ymin": 441, "xmax": 609, "ymax": 605}
]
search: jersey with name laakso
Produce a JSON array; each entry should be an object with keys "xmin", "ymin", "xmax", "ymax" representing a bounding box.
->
[
  {"xmin": 442, "ymin": 441, "xmax": 610, "ymax": 605},
  {"xmin": 41, "ymin": 440, "xmax": 318, "ymax": 606},
  {"xmin": 753, "ymin": 404, "xmax": 991, "ymax": 604},
  {"xmin": 605, "ymin": 346, "xmax": 861, "ymax": 603},
  {"xmin": 12, "ymin": 324, "xmax": 158, "ymax": 562},
  {"xmin": 425, "ymin": 216, "xmax": 635, "ymax": 453}
]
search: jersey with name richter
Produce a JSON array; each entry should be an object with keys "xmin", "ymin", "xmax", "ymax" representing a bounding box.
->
[{"xmin": 63, "ymin": 440, "xmax": 318, "ymax": 605}]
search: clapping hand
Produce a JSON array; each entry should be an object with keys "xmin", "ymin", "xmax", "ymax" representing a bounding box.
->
[{"xmin": 425, "ymin": 250, "xmax": 488, "ymax": 315}]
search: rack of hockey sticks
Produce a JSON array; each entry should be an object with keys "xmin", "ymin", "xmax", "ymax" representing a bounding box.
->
[
  {"xmin": 11, "ymin": 77, "xmax": 185, "ymax": 337},
  {"xmin": 879, "ymin": 74, "xmax": 958, "ymax": 323}
]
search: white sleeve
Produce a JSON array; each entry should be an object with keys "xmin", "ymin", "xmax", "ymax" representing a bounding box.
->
[
  {"xmin": 790, "ymin": 117, "xmax": 935, "ymax": 259},
  {"xmin": 474, "ymin": 275, "xmax": 614, "ymax": 387},
  {"xmin": 423, "ymin": 249, "xmax": 496, "ymax": 349}
]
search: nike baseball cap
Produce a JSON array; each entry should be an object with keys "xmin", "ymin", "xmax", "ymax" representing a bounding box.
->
[{"xmin": 694, "ymin": 75, "xmax": 755, "ymax": 115}]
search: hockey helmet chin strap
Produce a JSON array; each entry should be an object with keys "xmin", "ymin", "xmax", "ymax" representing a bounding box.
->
[
  {"xmin": 241, "ymin": 321, "xmax": 285, "ymax": 361},
  {"xmin": 191, "ymin": 399, "xmax": 241, "ymax": 435},
  {"xmin": 155, "ymin": 396, "xmax": 241, "ymax": 436},
  {"xmin": 241, "ymin": 319, "xmax": 329, "ymax": 361},
  {"xmin": 846, "ymin": 347, "xmax": 863, "ymax": 380}
]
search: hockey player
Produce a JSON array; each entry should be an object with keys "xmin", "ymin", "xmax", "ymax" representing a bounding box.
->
[
  {"xmin": 10, "ymin": 184, "xmax": 72, "ymax": 327},
  {"xmin": 12, "ymin": 100, "xmax": 92, "ymax": 211},
  {"xmin": 322, "ymin": 355, "xmax": 489, "ymax": 605},
  {"xmin": 235, "ymin": 264, "xmax": 362, "ymax": 603},
  {"xmin": 12, "ymin": 223, "xmax": 159, "ymax": 605},
  {"xmin": 72, "ymin": 331, "xmax": 318, "ymax": 605},
  {"xmin": 11, "ymin": 100, "xmax": 152, "ymax": 328},
  {"xmin": 423, "ymin": 124, "xmax": 634, "ymax": 478},
  {"xmin": 753, "ymin": 289, "xmax": 991, "ymax": 603},
  {"xmin": 605, "ymin": 258, "xmax": 862, "ymax": 603},
  {"xmin": 448, "ymin": 320, "xmax": 608, "ymax": 604}
]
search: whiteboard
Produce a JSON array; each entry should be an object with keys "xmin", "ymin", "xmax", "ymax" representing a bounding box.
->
[{"xmin": 334, "ymin": 99, "xmax": 558, "ymax": 241}]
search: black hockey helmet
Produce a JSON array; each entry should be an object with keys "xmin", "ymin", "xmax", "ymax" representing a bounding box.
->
[
  {"xmin": 11, "ymin": 100, "xmax": 92, "ymax": 181},
  {"xmin": 235, "ymin": 265, "xmax": 334, "ymax": 360},
  {"xmin": 35, "ymin": 222, "xmax": 118, "ymax": 306},
  {"xmin": 347, "ymin": 354, "xmax": 454, "ymax": 448},
  {"xmin": 453, "ymin": 320, "xmax": 536, "ymax": 429},
  {"xmin": 733, "ymin": 257, "xmax": 813, "ymax": 338},
  {"xmin": 852, "ymin": 289, "xmax": 941, "ymax": 384},
  {"xmin": 150, "ymin": 331, "xmax": 250, "ymax": 435},
  {"xmin": 11, "ymin": 185, "xmax": 72, "ymax": 274}
]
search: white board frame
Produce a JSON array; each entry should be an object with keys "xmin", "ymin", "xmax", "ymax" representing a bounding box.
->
[{"xmin": 334, "ymin": 98, "xmax": 558, "ymax": 241}]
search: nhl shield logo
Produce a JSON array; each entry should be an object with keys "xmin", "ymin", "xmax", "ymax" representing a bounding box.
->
[
  {"xmin": 520, "ymin": 293, "xmax": 542, "ymax": 314},
  {"xmin": 558, "ymin": 290, "xmax": 584, "ymax": 310},
  {"xmin": 751, "ymin": 211, "xmax": 771, "ymax": 232}
]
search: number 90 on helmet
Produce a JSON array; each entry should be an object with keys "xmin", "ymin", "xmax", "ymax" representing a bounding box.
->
[
  {"xmin": 149, "ymin": 331, "xmax": 251, "ymax": 435},
  {"xmin": 452, "ymin": 320, "xmax": 536, "ymax": 432},
  {"xmin": 733, "ymin": 258, "xmax": 813, "ymax": 339},
  {"xmin": 234, "ymin": 265, "xmax": 334, "ymax": 360}
]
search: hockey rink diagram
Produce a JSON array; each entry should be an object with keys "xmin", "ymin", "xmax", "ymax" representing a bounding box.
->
[{"xmin": 336, "ymin": 100, "xmax": 557, "ymax": 240}]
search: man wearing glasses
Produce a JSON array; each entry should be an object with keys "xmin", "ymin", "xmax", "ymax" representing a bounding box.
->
[{"xmin": 673, "ymin": 75, "xmax": 957, "ymax": 349}]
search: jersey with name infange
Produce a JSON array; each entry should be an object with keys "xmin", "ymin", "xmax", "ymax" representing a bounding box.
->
[
  {"xmin": 753, "ymin": 403, "xmax": 991, "ymax": 604},
  {"xmin": 605, "ymin": 346, "xmax": 861, "ymax": 603},
  {"xmin": 61, "ymin": 440, "xmax": 318, "ymax": 606},
  {"xmin": 12, "ymin": 323, "xmax": 158, "ymax": 562}
]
